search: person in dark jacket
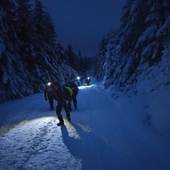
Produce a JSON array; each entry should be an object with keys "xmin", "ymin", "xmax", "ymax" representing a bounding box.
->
[
  {"xmin": 66, "ymin": 81, "xmax": 79, "ymax": 110},
  {"xmin": 44, "ymin": 82, "xmax": 54, "ymax": 110},
  {"xmin": 85, "ymin": 77, "xmax": 90, "ymax": 85},
  {"xmin": 51, "ymin": 82, "xmax": 73, "ymax": 126}
]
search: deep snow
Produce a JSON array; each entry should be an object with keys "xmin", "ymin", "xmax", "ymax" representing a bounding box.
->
[{"xmin": 0, "ymin": 79, "xmax": 170, "ymax": 170}]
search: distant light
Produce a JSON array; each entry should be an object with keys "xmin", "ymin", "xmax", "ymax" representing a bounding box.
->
[
  {"xmin": 77, "ymin": 77, "xmax": 80, "ymax": 80},
  {"xmin": 87, "ymin": 77, "xmax": 90, "ymax": 79},
  {"xmin": 47, "ymin": 82, "xmax": 51, "ymax": 86}
]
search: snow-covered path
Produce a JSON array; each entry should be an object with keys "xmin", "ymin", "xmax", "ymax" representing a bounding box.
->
[{"xmin": 0, "ymin": 81, "xmax": 170, "ymax": 170}]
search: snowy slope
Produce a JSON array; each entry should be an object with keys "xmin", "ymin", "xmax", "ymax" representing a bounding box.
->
[{"xmin": 0, "ymin": 79, "xmax": 170, "ymax": 170}]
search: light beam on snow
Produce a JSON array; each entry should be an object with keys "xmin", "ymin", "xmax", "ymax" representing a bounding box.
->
[
  {"xmin": 64, "ymin": 119, "xmax": 81, "ymax": 139},
  {"xmin": 0, "ymin": 116, "xmax": 57, "ymax": 135},
  {"xmin": 78, "ymin": 84, "xmax": 97, "ymax": 90}
]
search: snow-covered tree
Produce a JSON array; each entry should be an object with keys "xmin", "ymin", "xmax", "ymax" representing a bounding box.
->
[
  {"xmin": 95, "ymin": 0, "xmax": 170, "ymax": 98},
  {"xmin": 0, "ymin": 0, "xmax": 78, "ymax": 103}
]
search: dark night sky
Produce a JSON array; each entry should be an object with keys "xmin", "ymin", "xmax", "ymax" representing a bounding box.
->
[{"xmin": 41, "ymin": 0, "xmax": 126, "ymax": 56}]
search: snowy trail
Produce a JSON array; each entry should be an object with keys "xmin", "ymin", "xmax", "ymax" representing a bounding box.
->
[
  {"xmin": 0, "ymin": 117, "xmax": 81, "ymax": 170},
  {"xmin": 0, "ymin": 82, "xmax": 170, "ymax": 170}
]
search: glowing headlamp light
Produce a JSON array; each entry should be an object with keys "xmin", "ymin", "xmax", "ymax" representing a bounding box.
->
[{"xmin": 47, "ymin": 82, "xmax": 51, "ymax": 86}]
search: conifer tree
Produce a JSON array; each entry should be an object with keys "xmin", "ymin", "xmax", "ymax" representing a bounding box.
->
[
  {"xmin": 33, "ymin": 0, "xmax": 57, "ymax": 50},
  {"xmin": 17, "ymin": 0, "xmax": 35, "ymax": 45},
  {"xmin": 64, "ymin": 44, "xmax": 75, "ymax": 68}
]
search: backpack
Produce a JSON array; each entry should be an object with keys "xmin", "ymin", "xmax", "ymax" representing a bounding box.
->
[{"xmin": 65, "ymin": 86, "xmax": 73, "ymax": 96}]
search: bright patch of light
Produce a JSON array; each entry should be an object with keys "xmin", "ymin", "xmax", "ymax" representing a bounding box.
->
[
  {"xmin": 47, "ymin": 82, "xmax": 51, "ymax": 86},
  {"xmin": 78, "ymin": 84, "xmax": 97, "ymax": 89},
  {"xmin": 13, "ymin": 116, "xmax": 57, "ymax": 129},
  {"xmin": 10, "ymin": 117, "xmax": 82, "ymax": 140},
  {"xmin": 64, "ymin": 119, "xmax": 81, "ymax": 139}
]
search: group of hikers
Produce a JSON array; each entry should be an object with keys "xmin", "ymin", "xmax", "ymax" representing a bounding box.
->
[
  {"xmin": 77, "ymin": 76, "xmax": 91, "ymax": 86},
  {"xmin": 44, "ymin": 80, "xmax": 79, "ymax": 126}
]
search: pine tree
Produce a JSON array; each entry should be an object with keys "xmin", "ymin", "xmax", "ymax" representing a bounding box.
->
[
  {"xmin": 64, "ymin": 44, "xmax": 75, "ymax": 68},
  {"xmin": 17, "ymin": 0, "xmax": 35, "ymax": 44},
  {"xmin": 33, "ymin": 0, "xmax": 57, "ymax": 50},
  {"xmin": 0, "ymin": 0, "xmax": 18, "ymax": 48},
  {"xmin": 95, "ymin": 0, "xmax": 170, "ymax": 97}
]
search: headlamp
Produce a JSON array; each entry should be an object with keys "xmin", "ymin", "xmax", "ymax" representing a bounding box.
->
[{"xmin": 47, "ymin": 82, "xmax": 51, "ymax": 86}]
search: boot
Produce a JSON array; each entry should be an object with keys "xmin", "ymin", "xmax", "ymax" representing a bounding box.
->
[
  {"xmin": 57, "ymin": 122, "xmax": 64, "ymax": 126},
  {"xmin": 57, "ymin": 115, "xmax": 64, "ymax": 126}
]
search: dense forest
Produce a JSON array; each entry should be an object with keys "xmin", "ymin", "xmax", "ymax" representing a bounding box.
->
[
  {"xmin": 0, "ymin": 0, "xmax": 170, "ymax": 103},
  {"xmin": 0, "ymin": 0, "xmax": 93, "ymax": 103},
  {"xmin": 94, "ymin": 0, "xmax": 170, "ymax": 98}
]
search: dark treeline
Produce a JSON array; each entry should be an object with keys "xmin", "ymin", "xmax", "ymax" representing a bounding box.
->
[
  {"xmin": 2, "ymin": 0, "xmax": 169, "ymax": 103},
  {"xmin": 0, "ymin": 0, "xmax": 92, "ymax": 103},
  {"xmin": 93, "ymin": 0, "xmax": 170, "ymax": 98}
]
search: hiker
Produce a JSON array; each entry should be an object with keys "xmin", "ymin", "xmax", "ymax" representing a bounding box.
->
[
  {"xmin": 66, "ymin": 81, "xmax": 79, "ymax": 110},
  {"xmin": 51, "ymin": 82, "xmax": 73, "ymax": 126},
  {"xmin": 44, "ymin": 82, "xmax": 54, "ymax": 110},
  {"xmin": 85, "ymin": 77, "xmax": 90, "ymax": 85}
]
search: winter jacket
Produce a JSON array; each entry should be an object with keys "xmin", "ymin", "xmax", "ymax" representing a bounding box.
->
[{"xmin": 52, "ymin": 85, "xmax": 72, "ymax": 103}]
